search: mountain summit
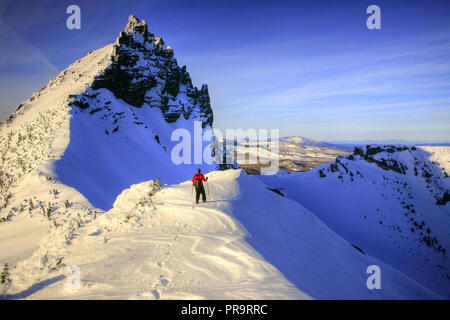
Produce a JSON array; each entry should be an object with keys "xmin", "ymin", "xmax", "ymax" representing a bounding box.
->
[
  {"xmin": 92, "ymin": 15, "xmax": 213, "ymax": 127},
  {"xmin": 0, "ymin": 15, "xmax": 216, "ymax": 210}
]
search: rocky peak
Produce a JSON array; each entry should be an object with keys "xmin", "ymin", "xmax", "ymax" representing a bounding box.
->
[
  {"xmin": 124, "ymin": 15, "xmax": 148, "ymax": 35},
  {"xmin": 113, "ymin": 15, "xmax": 170, "ymax": 59},
  {"xmin": 89, "ymin": 15, "xmax": 213, "ymax": 128}
]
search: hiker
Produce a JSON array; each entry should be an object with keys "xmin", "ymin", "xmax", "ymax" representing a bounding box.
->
[{"xmin": 192, "ymin": 169, "xmax": 208, "ymax": 204}]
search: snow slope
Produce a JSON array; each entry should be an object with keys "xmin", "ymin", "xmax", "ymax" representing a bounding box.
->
[
  {"xmin": 0, "ymin": 15, "xmax": 216, "ymax": 214},
  {"xmin": 1, "ymin": 170, "xmax": 441, "ymax": 299},
  {"xmin": 0, "ymin": 45, "xmax": 115, "ymax": 274},
  {"xmin": 0, "ymin": 14, "xmax": 217, "ymax": 297},
  {"xmin": 258, "ymin": 145, "xmax": 450, "ymax": 298},
  {"xmin": 54, "ymin": 89, "xmax": 214, "ymax": 210}
]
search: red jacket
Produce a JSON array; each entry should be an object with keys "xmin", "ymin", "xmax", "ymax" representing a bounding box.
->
[{"xmin": 192, "ymin": 173, "xmax": 207, "ymax": 185}]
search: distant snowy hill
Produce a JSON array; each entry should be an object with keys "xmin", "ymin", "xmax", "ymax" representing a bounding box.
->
[
  {"xmin": 231, "ymin": 136, "xmax": 348, "ymax": 174},
  {"xmin": 334, "ymin": 140, "xmax": 450, "ymax": 149},
  {"xmin": 258, "ymin": 145, "xmax": 450, "ymax": 298},
  {"xmin": 281, "ymin": 136, "xmax": 348, "ymax": 150}
]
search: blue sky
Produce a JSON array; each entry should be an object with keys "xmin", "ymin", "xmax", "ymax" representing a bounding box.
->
[{"xmin": 0, "ymin": 0, "xmax": 449, "ymax": 141}]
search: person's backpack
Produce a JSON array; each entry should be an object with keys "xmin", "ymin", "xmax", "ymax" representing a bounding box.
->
[
  {"xmin": 193, "ymin": 174, "xmax": 203, "ymax": 186},
  {"xmin": 193, "ymin": 174, "xmax": 199, "ymax": 186}
]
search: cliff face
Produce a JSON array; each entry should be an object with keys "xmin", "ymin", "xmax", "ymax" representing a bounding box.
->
[{"xmin": 91, "ymin": 15, "xmax": 213, "ymax": 128}]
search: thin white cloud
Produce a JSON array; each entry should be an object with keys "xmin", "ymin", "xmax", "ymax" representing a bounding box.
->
[{"xmin": 0, "ymin": 21, "xmax": 59, "ymax": 74}]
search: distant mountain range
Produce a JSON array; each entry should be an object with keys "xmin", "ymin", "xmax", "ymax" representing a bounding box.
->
[
  {"xmin": 228, "ymin": 136, "xmax": 349, "ymax": 174},
  {"xmin": 329, "ymin": 140, "xmax": 450, "ymax": 148},
  {"xmin": 280, "ymin": 136, "xmax": 349, "ymax": 150}
]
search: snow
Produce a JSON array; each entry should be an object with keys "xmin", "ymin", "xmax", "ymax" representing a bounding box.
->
[
  {"xmin": 258, "ymin": 146, "xmax": 450, "ymax": 298},
  {"xmin": 421, "ymin": 146, "xmax": 450, "ymax": 173},
  {"xmin": 281, "ymin": 136, "xmax": 348, "ymax": 150},
  {"xmin": 2, "ymin": 171, "xmax": 308, "ymax": 299},
  {"xmin": 0, "ymin": 215, "xmax": 48, "ymax": 266},
  {"xmin": 0, "ymin": 16, "xmax": 447, "ymax": 300},
  {"xmin": 54, "ymin": 92, "xmax": 215, "ymax": 210},
  {"xmin": 1, "ymin": 169, "xmax": 441, "ymax": 299}
]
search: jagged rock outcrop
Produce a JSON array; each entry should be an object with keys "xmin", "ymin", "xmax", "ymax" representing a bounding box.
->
[
  {"xmin": 353, "ymin": 145, "xmax": 409, "ymax": 174},
  {"xmin": 91, "ymin": 15, "xmax": 213, "ymax": 127}
]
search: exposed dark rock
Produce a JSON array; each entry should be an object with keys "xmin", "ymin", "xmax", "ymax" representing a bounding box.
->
[
  {"xmin": 353, "ymin": 145, "xmax": 409, "ymax": 174},
  {"xmin": 353, "ymin": 147, "xmax": 364, "ymax": 157},
  {"xmin": 374, "ymin": 158, "xmax": 408, "ymax": 174},
  {"xmin": 70, "ymin": 99, "xmax": 90, "ymax": 110},
  {"xmin": 266, "ymin": 187, "xmax": 285, "ymax": 197},
  {"xmin": 319, "ymin": 169, "xmax": 326, "ymax": 178},
  {"xmin": 351, "ymin": 244, "xmax": 366, "ymax": 255},
  {"xmin": 365, "ymin": 145, "xmax": 384, "ymax": 156},
  {"xmin": 436, "ymin": 191, "xmax": 450, "ymax": 205},
  {"xmin": 89, "ymin": 108, "xmax": 102, "ymax": 115},
  {"xmin": 91, "ymin": 15, "xmax": 213, "ymax": 128}
]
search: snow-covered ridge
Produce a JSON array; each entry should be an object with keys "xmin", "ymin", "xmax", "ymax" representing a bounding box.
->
[
  {"xmin": 0, "ymin": 14, "xmax": 218, "ymax": 296},
  {"xmin": 0, "ymin": 44, "xmax": 117, "ymax": 295},
  {"xmin": 258, "ymin": 145, "xmax": 450, "ymax": 297},
  {"xmin": 351, "ymin": 145, "xmax": 449, "ymax": 204},
  {"xmin": 1, "ymin": 170, "xmax": 441, "ymax": 299},
  {"xmin": 0, "ymin": 44, "xmax": 114, "ymax": 216}
]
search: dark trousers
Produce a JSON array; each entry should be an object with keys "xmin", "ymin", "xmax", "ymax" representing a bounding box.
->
[{"xmin": 195, "ymin": 183, "xmax": 206, "ymax": 203}]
